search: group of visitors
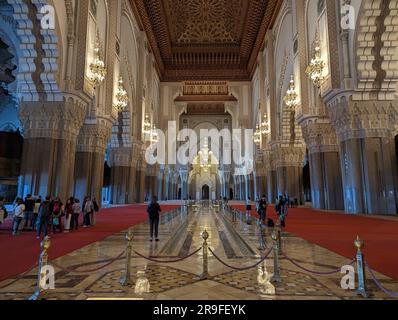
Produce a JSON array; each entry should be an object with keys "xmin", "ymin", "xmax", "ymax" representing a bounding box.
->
[
  {"xmin": 5, "ymin": 194, "xmax": 100, "ymax": 239},
  {"xmin": 243, "ymin": 194, "xmax": 290, "ymax": 227}
]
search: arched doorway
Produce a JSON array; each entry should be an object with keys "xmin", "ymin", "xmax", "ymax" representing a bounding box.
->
[{"xmin": 202, "ymin": 185, "xmax": 210, "ymax": 200}]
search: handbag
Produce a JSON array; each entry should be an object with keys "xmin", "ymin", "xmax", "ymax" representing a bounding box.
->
[{"xmin": 53, "ymin": 216, "xmax": 59, "ymax": 226}]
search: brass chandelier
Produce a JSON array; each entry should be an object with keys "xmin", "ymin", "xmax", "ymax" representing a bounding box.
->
[
  {"xmin": 143, "ymin": 114, "xmax": 151, "ymax": 135},
  {"xmin": 305, "ymin": 34, "xmax": 325, "ymax": 88},
  {"xmin": 114, "ymin": 76, "xmax": 129, "ymax": 112},
  {"xmin": 261, "ymin": 113, "xmax": 270, "ymax": 135},
  {"xmin": 253, "ymin": 123, "xmax": 261, "ymax": 145},
  {"xmin": 89, "ymin": 32, "xmax": 107, "ymax": 88},
  {"xmin": 283, "ymin": 75, "xmax": 298, "ymax": 108}
]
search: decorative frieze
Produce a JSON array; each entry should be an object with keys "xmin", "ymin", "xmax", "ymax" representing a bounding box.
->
[
  {"xmin": 271, "ymin": 142, "xmax": 306, "ymax": 168},
  {"xmin": 76, "ymin": 117, "xmax": 113, "ymax": 154},
  {"xmin": 327, "ymin": 95, "xmax": 398, "ymax": 141},
  {"xmin": 300, "ymin": 117, "xmax": 339, "ymax": 154},
  {"xmin": 19, "ymin": 96, "xmax": 87, "ymax": 140}
]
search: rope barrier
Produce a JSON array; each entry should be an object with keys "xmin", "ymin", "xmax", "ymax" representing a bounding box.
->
[
  {"xmin": 0, "ymin": 262, "xmax": 39, "ymax": 290},
  {"xmin": 133, "ymin": 247, "xmax": 202, "ymax": 264},
  {"xmin": 281, "ymin": 251, "xmax": 356, "ymax": 275},
  {"xmin": 50, "ymin": 249, "xmax": 126, "ymax": 274},
  {"xmin": 365, "ymin": 261, "xmax": 398, "ymax": 298},
  {"xmin": 208, "ymin": 246, "xmax": 273, "ymax": 271}
]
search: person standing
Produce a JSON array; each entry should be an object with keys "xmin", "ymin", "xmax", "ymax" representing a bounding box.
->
[
  {"xmin": 71, "ymin": 198, "xmax": 81, "ymax": 230},
  {"xmin": 147, "ymin": 195, "xmax": 162, "ymax": 242},
  {"xmin": 83, "ymin": 197, "xmax": 93, "ymax": 228},
  {"xmin": 63, "ymin": 197, "xmax": 74, "ymax": 233},
  {"xmin": 36, "ymin": 196, "xmax": 51, "ymax": 239},
  {"xmin": 12, "ymin": 198, "xmax": 25, "ymax": 236},
  {"xmin": 0, "ymin": 196, "xmax": 8, "ymax": 225},
  {"xmin": 92, "ymin": 197, "xmax": 100, "ymax": 226},
  {"xmin": 24, "ymin": 194, "xmax": 35, "ymax": 230},
  {"xmin": 32, "ymin": 197, "xmax": 41, "ymax": 231},
  {"xmin": 257, "ymin": 195, "xmax": 268, "ymax": 225},
  {"xmin": 51, "ymin": 197, "xmax": 63, "ymax": 233},
  {"xmin": 245, "ymin": 197, "xmax": 253, "ymax": 225}
]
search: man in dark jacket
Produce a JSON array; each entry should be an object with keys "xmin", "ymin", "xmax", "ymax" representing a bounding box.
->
[
  {"xmin": 36, "ymin": 196, "xmax": 51, "ymax": 239},
  {"xmin": 24, "ymin": 194, "xmax": 36, "ymax": 230},
  {"xmin": 257, "ymin": 195, "xmax": 268, "ymax": 225},
  {"xmin": 147, "ymin": 196, "xmax": 162, "ymax": 242}
]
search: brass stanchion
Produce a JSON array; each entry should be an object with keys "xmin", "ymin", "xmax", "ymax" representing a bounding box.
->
[
  {"xmin": 119, "ymin": 229, "xmax": 133, "ymax": 286},
  {"xmin": 270, "ymin": 230, "xmax": 281, "ymax": 283},
  {"xmin": 258, "ymin": 219, "xmax": 266, "ymax": 250},
  {"xmin": 29, "ymin": 236, "xmax": 51, "ymax": 300},
  {"xmin": 200, "ymin": 230, "xmax": 209, "ymax": 280},
  {"xmin": 275, "ymin": 218, "xmax": 282, "ymax": 253},
  {"xmin": 355, "ymin": 236, "xmax": 368, "ymax": 298}
]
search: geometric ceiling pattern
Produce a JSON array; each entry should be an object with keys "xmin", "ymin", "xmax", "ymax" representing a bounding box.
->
[{"xmin": 132, "ymin": 0, "xmax": 283, "ymax": 81}]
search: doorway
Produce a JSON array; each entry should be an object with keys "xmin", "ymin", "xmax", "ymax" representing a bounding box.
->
[{"xmin": 202, "ymin": 184, "xmax": 210, "ymax": 200}]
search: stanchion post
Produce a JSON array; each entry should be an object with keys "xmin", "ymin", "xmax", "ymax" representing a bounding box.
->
[
  {"xmin": 29, "ymin": 236, "xmax": 51, "ymax": 300},
  {"xmin": 355, "ymin": 236, "xmax": 368, "ymax": 298},
  {"xmin": 200, "ymin": 230, "xmax": 209, "ymax": 280},
  {"xmin": 271, "ymin": 230, "xmax": 281, "ymax": 283},
  {"xmin": 258, "ymin": 219, "xmax": 266, "ymax": 251},
  {"xmin": 120, "ymin": 229, "xmax": 133, "ymax": 286},
  {"xmin": 275, "ymin": 218, "xmax": 282, "ymax": 253}
]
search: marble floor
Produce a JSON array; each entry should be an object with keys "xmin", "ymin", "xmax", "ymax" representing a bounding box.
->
[{"xmin": 0, "ymin": 204, "xmax": 397, "ymax": 300}]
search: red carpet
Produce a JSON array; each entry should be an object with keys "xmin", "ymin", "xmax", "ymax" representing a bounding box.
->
[
  {"xmin": 0, "ymin": 204, "xmax": 180, "ymax": 282},
  {"xmin": 232, "ymin": 205, "xmax": 398, "ymax": 280}
]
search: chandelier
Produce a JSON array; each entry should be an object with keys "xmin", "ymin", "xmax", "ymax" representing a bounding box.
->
[
  {"xmin": 305, "ymin": 34, "xmax": 325, "ymax": 88},
  {"xmin": 143, "ymin": 114, "xmax": 151, "ymax": 135},
  {"xmin": 151, "ymin": 125, "xmax": 159, "ymax": 143},
  {"xmin": 283, "ymin": 75, "xmax": 298, "ymax": 108},
  {"xmin": 261, "ymin": 113, "xmax": 270, "ymax": 135},
  {"xmin": 198, "ymin": 139, "xmax": 213, "ymax": 171},
  {"xmin": 89, "ymin": 33, "xmax": 107, "ymax": 88},
  {"xmin": 253, "ymin": 124, "xmax": 261, "ymax": 145},
  {"xmin": 114, "ymin": 76, "xmax": 129, "ymax": 112}
]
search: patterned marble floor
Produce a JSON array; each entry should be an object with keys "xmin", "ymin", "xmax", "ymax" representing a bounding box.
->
[{"xmin": 0, "ymin": 204, "xmax": 397, "ymax": 300}]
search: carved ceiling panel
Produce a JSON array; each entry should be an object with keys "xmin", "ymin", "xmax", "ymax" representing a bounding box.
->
[{"xmin": 132, "ymin": 0, "xmax": 282, "ymax": 81}]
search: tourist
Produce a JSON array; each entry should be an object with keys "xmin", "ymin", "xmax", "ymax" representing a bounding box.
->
[
  {"xmin": 51, "ymin": 197, "xmax": 63, "ymax": 233},
  {"xmin": 257, "ymin": 195, "xmax": 268, "ymax": 225},
  {"xmin": 32, "ymin": 197, "xmax": 41, "ymax": 231},
  {"xmin": 36, "ymin": 196, "xmax": 51, "ymax": 239},
  {"xmin": 71, "ymin": 198, "xmax": 81, "ymax": 230},
  {"xmin": 92, "ymin": 197, "xmax": 100, "ymax": 226},
  {"xmin": 147, "ymin": 195, "xmax": 161, "ymax": 242},
  {"xmin": 12, "ymin": 198, "xmax": 25, "ymax": 236},
  {"xmin": 63, "ymin": 197, "xmax": 74, "ymax": 233},
  {"xmin": 246, "ymin": 197, "xmax": 253, "ymax": 224},
  {"xmin": 0, "ymin": 196, "xmax": 8, "ymax": 224},
  {"xmin": 83, "ymin": 196, "xmax": 93, "ymax": 228},
  {"xmin": 24, "ymin": 194, "xmax": 35, "ymax": 230}
]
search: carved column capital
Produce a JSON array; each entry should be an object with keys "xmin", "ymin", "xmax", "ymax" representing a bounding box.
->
[
  {"xmin": 327, "ymin": 95, "xmax": 398, "ymax": 142},
  {"xmin": 76, "ymin": 117, "xmax": 113, "ymax": 154},
  {"xmin": 19, "ymin": 95, "xmax": 87, "ymax": 140},
  {"xmin": 300, "ymin": 117, "xmax": 339, "ymax": 154}
]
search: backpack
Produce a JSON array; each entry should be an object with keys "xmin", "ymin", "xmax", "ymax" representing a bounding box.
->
[{"xmin": 53, "ymin": 202, "xmax": 60, "ymax": 213}]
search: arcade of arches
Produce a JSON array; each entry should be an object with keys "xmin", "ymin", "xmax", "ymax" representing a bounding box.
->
[
  {"xmin": 1, "ymin": 0, "xmax": 397, "ymax": 215},
  {"xmin": 1, "ymin": 0, "xmax": 398, "ymax": 302}
]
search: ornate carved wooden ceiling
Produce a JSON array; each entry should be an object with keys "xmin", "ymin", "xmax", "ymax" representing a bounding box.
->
[{"xmin": 132, "ymin": 0, "xmax": 282, "ymax": 81}]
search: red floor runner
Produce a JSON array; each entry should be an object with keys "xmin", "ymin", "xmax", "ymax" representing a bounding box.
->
[
  {"xmin": 232, "ymin": 205, "xmax": 398, "ymax": 280},
  {"xmin": 0, "ymin": 204, "xmax": 180, "ymax": 282}
]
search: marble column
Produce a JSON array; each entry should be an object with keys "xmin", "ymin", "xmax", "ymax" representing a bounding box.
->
[
  {"xmin": 328, "ymin": 99, "xmax": 398, "ymax": 215},
  {"xmin": 301, "ymin": 121, "xmax": 345, "ymax": 210},
  {"xmin": 108, "ymin": 148, "xmax": 136, "ymax": 205},
  {"xmin": 339, "ymin": 137, "xmax": 397, "ymax": 214},
  {"xmin": 267, "ymin": 169, "xmax": 277, "ymax": 204},
  {"xmin": 18, "ymin": 99, "xmax": 86, "ymax": 201},
  {"xmin": 179, "ymin": 169, "xmax": 188, "ymax": 200},
  {"xmin": 138, "ymin": 163, "xmax": 147, "ymax": 203},
  {"xmin": 74, "ymin": 121, "xmax": 112, "ymax": 205}
]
